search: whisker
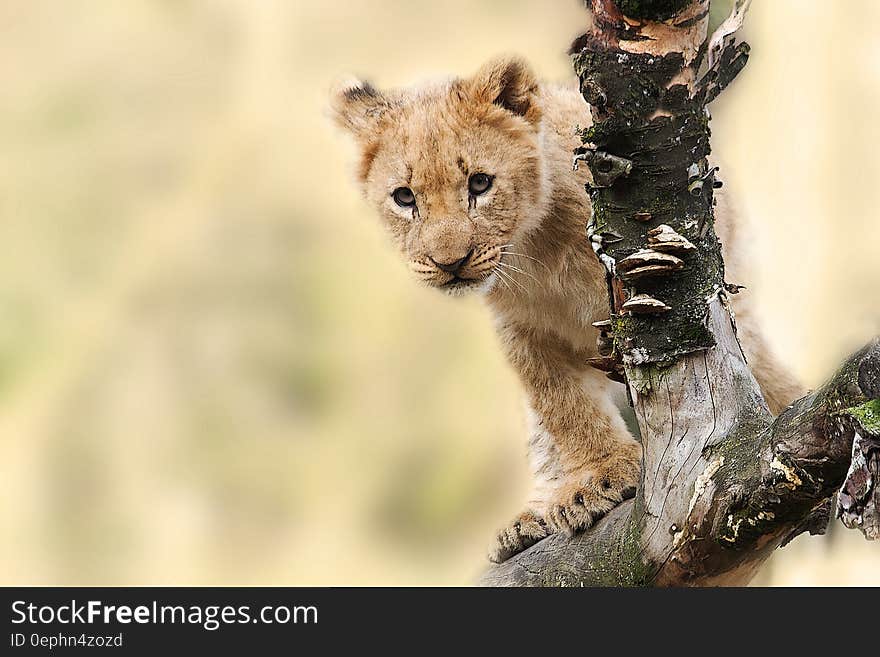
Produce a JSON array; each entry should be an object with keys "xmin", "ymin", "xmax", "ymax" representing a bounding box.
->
[
  {"xmin": 491, "ymin": 267, "xmax": 515, "ymax": 296},
  {"xmin": 495, "ymin": 266, "xmax": 527, "ymax": 295},
  {"xmin": 498, "ymin": 261, "xmax": 545, "ymax": 289},
  {"xmin": 499, "ymin": 250, "xmax": 552, "ymax": 273}
]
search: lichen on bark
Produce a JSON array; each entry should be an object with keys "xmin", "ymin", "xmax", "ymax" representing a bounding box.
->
[{"xmin": 572, "ymin": 32, "xmax": 727, "ymax": 366}]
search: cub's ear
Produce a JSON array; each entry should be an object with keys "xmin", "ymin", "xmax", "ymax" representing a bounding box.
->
[
  {"xmin": 464, "ymin": 57, "xmax": 541, "ymax": 126},
  {"xmin": 329, "ymin": 77, "xmax": 390, "ymax": 140}
]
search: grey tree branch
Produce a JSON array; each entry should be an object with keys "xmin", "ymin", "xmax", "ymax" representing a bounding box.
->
[{"xmin": 481, "ymin": 0, "xmax": 880, "ymax": 587}]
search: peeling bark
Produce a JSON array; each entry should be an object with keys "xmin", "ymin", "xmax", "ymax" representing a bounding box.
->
[
  {"xmin": 837, "ymin": 400, "xmax": 880, "ymax": 539},
  {"xmin": 481, "ymin": 0, "xmax": 879, "ymax": 587}
]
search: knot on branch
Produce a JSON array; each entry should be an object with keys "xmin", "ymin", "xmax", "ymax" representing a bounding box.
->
[
  {"xmin": 574, "ymin": 147, "xmax": 633, "ymax": 188},
  {"xmin": 687, "ymin": 162, "xmax": 721, "ymax": 198}
]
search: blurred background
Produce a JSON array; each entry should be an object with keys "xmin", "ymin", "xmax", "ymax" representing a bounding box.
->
[{"xmin": 1, "ymin": 0, "xmax": 878, "ymax": 586}]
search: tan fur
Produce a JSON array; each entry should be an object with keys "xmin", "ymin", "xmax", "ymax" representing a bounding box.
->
[{"xmin": 331, "ymin": 57, "xmax": 804, "ymax": 563}]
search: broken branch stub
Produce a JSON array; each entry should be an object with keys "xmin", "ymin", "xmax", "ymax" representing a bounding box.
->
[
  {"xmin": 837, "ymin": 346, "xmax": 880, "ymax": 539},
  {"xmin": 837, "ymin": 401, "xmax": 880, "ymax": 540}
]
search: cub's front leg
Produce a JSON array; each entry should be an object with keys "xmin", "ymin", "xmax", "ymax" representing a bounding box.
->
[{"xmin": 488, "ymin": 329, "xmax": 642, "ymax": 563}]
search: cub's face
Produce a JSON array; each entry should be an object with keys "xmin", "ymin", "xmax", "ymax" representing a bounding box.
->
[{"xmin": 331, "ymin": 59, "xmax": 546, "ymax": 295}]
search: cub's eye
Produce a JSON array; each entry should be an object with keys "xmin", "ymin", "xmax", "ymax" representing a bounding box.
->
[
  {"xmin": 392, "ymin": 187, "xmax": 416, "ymax": 208},
  {"xmin": 468, "ymin": 173, "xmax": 493, "ymax": 196}
]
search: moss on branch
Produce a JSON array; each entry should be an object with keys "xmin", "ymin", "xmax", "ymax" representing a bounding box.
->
[
  {"xmin": 614, "ymin": 0, "xmax": 695, "ymax": 22},
  {"xmin": 845, "ymin": 400, "xmax": 880, "ymax": 435}
]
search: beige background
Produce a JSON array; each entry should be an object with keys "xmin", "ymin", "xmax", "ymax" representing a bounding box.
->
[{"xmin": 0, "ymin": 0, "xmax": 877, "ymax": 585}]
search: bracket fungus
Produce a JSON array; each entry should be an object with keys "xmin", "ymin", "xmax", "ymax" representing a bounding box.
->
[
  {"xmin": 617, "ymin": 249, "xmax": 685, "ymax": 282},
  {"xmin": 622, "ymin": 294, "xmax": 672, "ymax": 315},
  {"xmin": 647, "ymin": 224, "xmax": 697, "ymax": 255}
]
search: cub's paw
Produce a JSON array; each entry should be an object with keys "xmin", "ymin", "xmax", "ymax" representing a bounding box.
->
[
  {"xmin": 488, "ymin": 510, "xmax": 550, "ymax": 563},
  {"xmin": 546, "ymin": 458, "xmax": 640, "ymax": 535}
]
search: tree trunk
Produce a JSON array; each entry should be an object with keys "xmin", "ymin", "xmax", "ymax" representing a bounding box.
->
[{"xmin": 481, "ymin": 0, "xmax": 880, "ymax": 587}]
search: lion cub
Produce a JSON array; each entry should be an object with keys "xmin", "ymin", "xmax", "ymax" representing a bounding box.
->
[{"xmin": 331, "ymin": 57, "xmax": 803, "ymax": 563}]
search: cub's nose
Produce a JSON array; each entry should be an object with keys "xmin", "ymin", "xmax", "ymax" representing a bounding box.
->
[{"xmin": 430, "ymin": 249, "xmax": 474, "ymax": 275}]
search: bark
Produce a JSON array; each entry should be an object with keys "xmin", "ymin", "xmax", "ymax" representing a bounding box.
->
[{"xmin": 481, "ymin": 0, "xmax": 879, "ymax": 587}]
